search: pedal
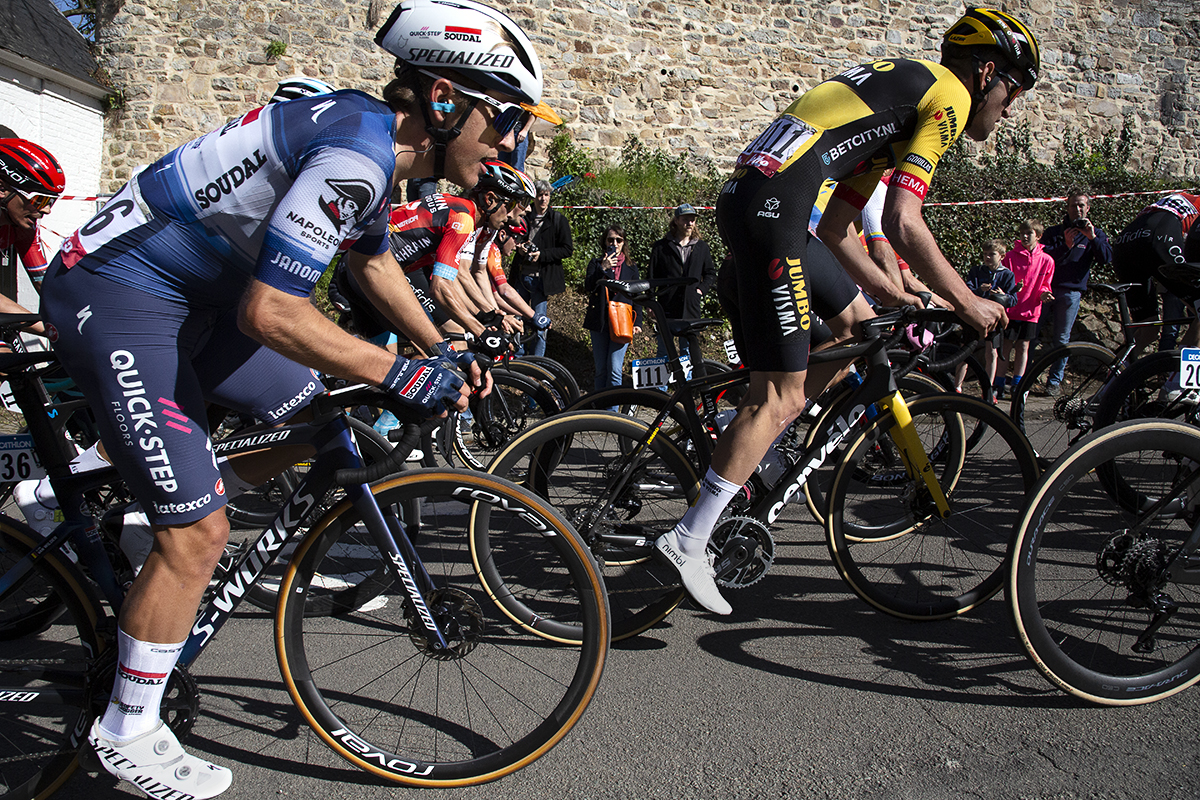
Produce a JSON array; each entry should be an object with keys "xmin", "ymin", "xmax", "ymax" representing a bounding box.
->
[{"xmin": 77, "ymin": 735, "xmax": 102, "ymax": 774}]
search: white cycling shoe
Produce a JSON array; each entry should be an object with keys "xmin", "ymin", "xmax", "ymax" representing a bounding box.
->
[
  {"xmin": 654, "ymin": 530, "xmax": 732, "ymax": 615},
  {"xmin": 13, "ymin": 479, "xmax": 59, "ymax": 536},
  {"xmin": 87, "ymin": 719, "xmax": 233, "ymax": 799}
]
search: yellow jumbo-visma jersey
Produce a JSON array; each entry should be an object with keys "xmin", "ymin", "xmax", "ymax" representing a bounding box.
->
[{"xmin": 736, "ymin": 58, "xmax": 972, "ymax": 207}]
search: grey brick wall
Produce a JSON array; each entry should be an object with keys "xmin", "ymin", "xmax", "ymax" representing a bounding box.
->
[{"xmin": 93, "ymin": 0, "xmax": 1200, "ymax": 191}]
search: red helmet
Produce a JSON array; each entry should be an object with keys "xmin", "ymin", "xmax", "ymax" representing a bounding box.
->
[{"xmin": 0, "ymin": 139, "xmax": 66, "ymax": 196}]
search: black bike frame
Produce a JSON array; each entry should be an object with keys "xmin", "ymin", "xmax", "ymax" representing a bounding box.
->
[
  {"xmin": 586, "ymin": 310, "xmax": 914, "ymax": 545},
  {"xmin": 0, "ymin": 370, "xmax": 454, "ymax": 680}
]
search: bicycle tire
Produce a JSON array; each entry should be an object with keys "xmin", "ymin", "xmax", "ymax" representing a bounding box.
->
[
  {"xmin": 444, "ymin": 369, "xmax": 559, "ymax": 471},
  {"xmin": 1009, "ymin": 420, "xmax": 1200, "ymax": 705},
  {"xmin": 802, "ymin": 371, "xmax": 945, "ymax": 526},
  {"xmin": 1093, "ymin": 349, "xmax": 1200, "ymax": 430},
  {"xmin": 506, "ymin": 357, "xmax": 579, "ymax": 409},
  {"xmin": 275, "ymin": 469, "xmax": 608, "ymax": 786},
  {"xmin": 1010, "ymin": 341, "xmax": 1116, "ymax": 467},
  {"xmin": 0, "ymin": 517, "xmax": 69, "ymax": 641},
  {"xmin": 0, "ymin": 520, "xmax": 106, "ymax": 800},
  {"xmin": 826, "ymin": 393, "xmax": 1040, "ymax": 620},
  {"xmin": 520, "ymin": 355, "xmax": 581, "ymax": 406},
  {"xmin": 240, "ymin": 417, "xmax": 399, "ymax": 613},
  {"xmin": 486, "ymin": 411, "xmax": 700, "ymax": 640},
  {"xmin": 567, "ymin": 387, "xmax": 698, "ymax": 461}
]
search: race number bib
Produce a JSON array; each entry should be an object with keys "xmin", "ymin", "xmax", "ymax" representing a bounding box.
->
[
  {"xmin": 60, "ymin": 177, "xmax": 154, "ymax": 268},
  {"xmin": 1180, "ymin": 349, "xmax": 1200, "ymax": 389},
  {"xmin": 632, "ymin": 356, "xmax": 691, "ymax": 391},
  {"xmin": 0, "ymin": 435, "xmax": 46, "ymax": 481},
  {"xmin": 735, "ymin": 115, "xmax": 818, "ymax": 178}
]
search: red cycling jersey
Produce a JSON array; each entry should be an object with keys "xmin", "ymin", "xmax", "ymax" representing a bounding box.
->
[{"xmin": 389, "ymin": 193, "xmax": 477, "ymax": 279}]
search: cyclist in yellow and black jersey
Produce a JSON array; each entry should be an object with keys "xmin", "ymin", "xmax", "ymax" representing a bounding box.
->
[{"xmin": 655, "ymin": 7, "xmax": 1041, "ymax": 614}]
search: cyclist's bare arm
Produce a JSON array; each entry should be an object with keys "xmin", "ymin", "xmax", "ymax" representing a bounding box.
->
[
  {"xmin": 867, "ymin": 237, "xmax": 952, "ymax": 307},
  {"xmin": 241, "ymin": 280, "xmax": 400, "ymax": 385},
  {"xmin": 0, "ymin": 294, "xmax": 46, "ymax": 336},
  {"xmin": 882, "ymin": 185, "xmax": 1006, "ymax": 336},
  {"xmin": 495, "ymin": 282, "xmax": 535, "ymax": 319},
  {"xmin": 817, "ymin": 196, "xmax": 920, "ymax": 308},
  {"xmin": 457, "ymin": 254, "xmax": 501, "ymax": 318},
  {"xmin": 345, "ymin": 248, "xmax": 449, "ymax": 356},
  {"xmin": 429, "ymin": 272, "xmax": 487, "ymax": 336},
  {"xmin": 863, "ymin": 234, "xmax": 906, "ymax": 295}
]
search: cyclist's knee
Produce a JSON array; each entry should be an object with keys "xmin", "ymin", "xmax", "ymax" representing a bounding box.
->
[
  {"xmin": 154, "ymin": 510, "xmax": 230, "ymax": 578},
  {"xmin": 826, "ymin": 293, "xmax": 874, "ymax": 342},
  {"xmin": 747, "ymin": 370, "xmax": 808, "ymax": 419}
]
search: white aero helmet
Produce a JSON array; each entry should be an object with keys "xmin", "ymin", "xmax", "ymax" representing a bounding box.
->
[
  {"xmin": 271, "ymin": 76, "xmax": 336, "ymax": 103},
  {"xmin": 375, "ymin": 0, "xmax": 559, "ymax": 124}
]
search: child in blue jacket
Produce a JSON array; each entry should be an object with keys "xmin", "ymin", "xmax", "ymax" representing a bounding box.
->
[{"xmin": 964, "ymin": 239, "xmax": 1018, "ymax": 398}]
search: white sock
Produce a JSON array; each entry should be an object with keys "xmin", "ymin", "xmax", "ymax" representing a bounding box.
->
[
  {"xmin": 69, "ymin": 442, "xmax": 109, "ymax": 475},
  {"xmin": 217, "ymin": 456, "xmax": 255, "ymax": 500},
  {"xmin": 23, "ymin": 442, "xmax": 110, "ymax": 510},
  {"xmin": 671, "ymin": 467, "xmax": 741, "ymax": 558},
  {"xmin": 98, "ymin": 628, "xmax": 185, "ymax": 742},
  {"xmin": 117, "ymin": 505, "xmax": 154, "ymax": 576}
]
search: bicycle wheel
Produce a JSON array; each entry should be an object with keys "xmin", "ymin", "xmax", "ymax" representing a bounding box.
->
[
  {"xmin": 0, "ymin": 519, "xmax": 68, "ymax": 641},
  {"xmin": 827, "ymin": 394, "xmax": 1040, "ymax": 620},
  {"xmin": 1093, "ymin": 349, "xmax": 1200, "ymax": 429},
  {"xmin": 506, "ymin": 357, "xmax": 579, "ymax": 409},
  {"xmin": 0, "ymin": 520, "xmax": 106, "ymax": 800},
  {"xmin": 567, "ymin": 388, "xmax": 698, "ymax": 461},
  {"xmin": 1010, "ymin": 342, "xmax": 1116, "ymax": 467},
  {"xmin": 444, "ymin": 369, "xmax": 559, "ymax": 470},
  {"xmin": 486, "ymin": 411, "xmax": 700, "ymax": 640},
  {"xmin": 1009, "ymin": 420, "xmax": 1200, "ymax": 704},
  {"xmin": 240, "ymin": 417, "xmax": 397, "ymax": 613},
  {"xmin": 802, "ymin": 371, "xmax": 945, "ymax": 526},
  {"xmin": 276, "ymin": 469, "xmax": 608, "ymax": 786},
  {"xmin": 520, "ymin": 355, "xmax": 581, "ymax": 406}
]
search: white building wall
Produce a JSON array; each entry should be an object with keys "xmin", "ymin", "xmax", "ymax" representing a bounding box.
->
[{"xmin": 0, "ymin": 63, "xmax": 104, "ymax": 313}]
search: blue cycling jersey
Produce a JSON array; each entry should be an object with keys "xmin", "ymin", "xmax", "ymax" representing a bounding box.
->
[{"xmin": 60, "ymin": 90, "xmax": 397, "ymax": 308}]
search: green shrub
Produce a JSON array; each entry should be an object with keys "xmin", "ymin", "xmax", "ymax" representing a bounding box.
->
[
  {"xmin": 549, "ymin": 116, "xmax": 1182, "ymax": 296},
  {"xmin": 549, "ymin": 132, "xmax": 726, "ymax": 318},
  {"xmin": 926, "ymin": 115, "xmax": 1173, "ymax": 281}
]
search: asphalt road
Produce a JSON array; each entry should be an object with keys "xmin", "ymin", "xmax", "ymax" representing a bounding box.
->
[{"xmin": 45, "ymin": 497, "xmax": 1200, "ymax": 800}]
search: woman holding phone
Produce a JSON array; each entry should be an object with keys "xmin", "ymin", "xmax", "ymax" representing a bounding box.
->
[{"xmin": 583, "ymin": 223, "xmax": 642, "ymax": 391}]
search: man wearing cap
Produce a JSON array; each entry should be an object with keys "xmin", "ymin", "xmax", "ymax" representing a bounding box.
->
[
  {"xmin": 0, "ymin": 138, "xmax": 63, "ymax": 330},
  {"xmin": 647, "ymin": 203, "xmax": 717, "ymax": 375}
]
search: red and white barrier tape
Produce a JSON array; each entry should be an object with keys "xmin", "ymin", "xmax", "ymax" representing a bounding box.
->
[
  {"xmin": 54, "ymin": 187, "xmax": 1199, "ymax": 210},
  {"xmin": 558, "ymin": 188, "xmax": 1199, "ymax": 210}
]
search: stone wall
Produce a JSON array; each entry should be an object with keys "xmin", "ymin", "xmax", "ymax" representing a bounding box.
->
[{"xmin": 93, "ymin": 0, "xmax": 1200, "ymax": 192}]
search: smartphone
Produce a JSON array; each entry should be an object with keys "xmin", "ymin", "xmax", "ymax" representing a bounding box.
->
[{"xmin": 606, "ymin": 245, "xmax": 617, "ymax": 256}]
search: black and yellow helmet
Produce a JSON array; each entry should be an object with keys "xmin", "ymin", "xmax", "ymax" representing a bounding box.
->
[{"xmin": 944, "ymin": 7, "xmax": 1040, "ymax": 90}]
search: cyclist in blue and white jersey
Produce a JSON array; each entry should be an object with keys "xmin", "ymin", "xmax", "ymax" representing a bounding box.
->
[{"xmin": 38, "ymin": 2, "xmax": 560, "ymax": 796}]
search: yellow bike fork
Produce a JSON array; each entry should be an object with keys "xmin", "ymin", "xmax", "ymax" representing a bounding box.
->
[{"xmin": 874, "ymin": 391, "xmax": 951, "ymax": 518}]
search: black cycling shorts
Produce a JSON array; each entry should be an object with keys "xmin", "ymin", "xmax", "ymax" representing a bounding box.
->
[
  {"xmin": 715, "ymin": 167, "xmax": 860, "ymax": 373},
  {"xmin": 1003, "ymin": 319, "xmax": 1039, "ymax": 342}
]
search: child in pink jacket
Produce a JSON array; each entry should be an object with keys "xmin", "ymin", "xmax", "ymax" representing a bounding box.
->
[{"xmin": 996, "ymin": 219, "xmax": 1055, "ymax": 398}]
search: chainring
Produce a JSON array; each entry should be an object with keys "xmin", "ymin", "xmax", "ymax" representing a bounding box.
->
[{"xmin": 709, "ymin": 516, "xmax": 775, "ymax": 589}]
